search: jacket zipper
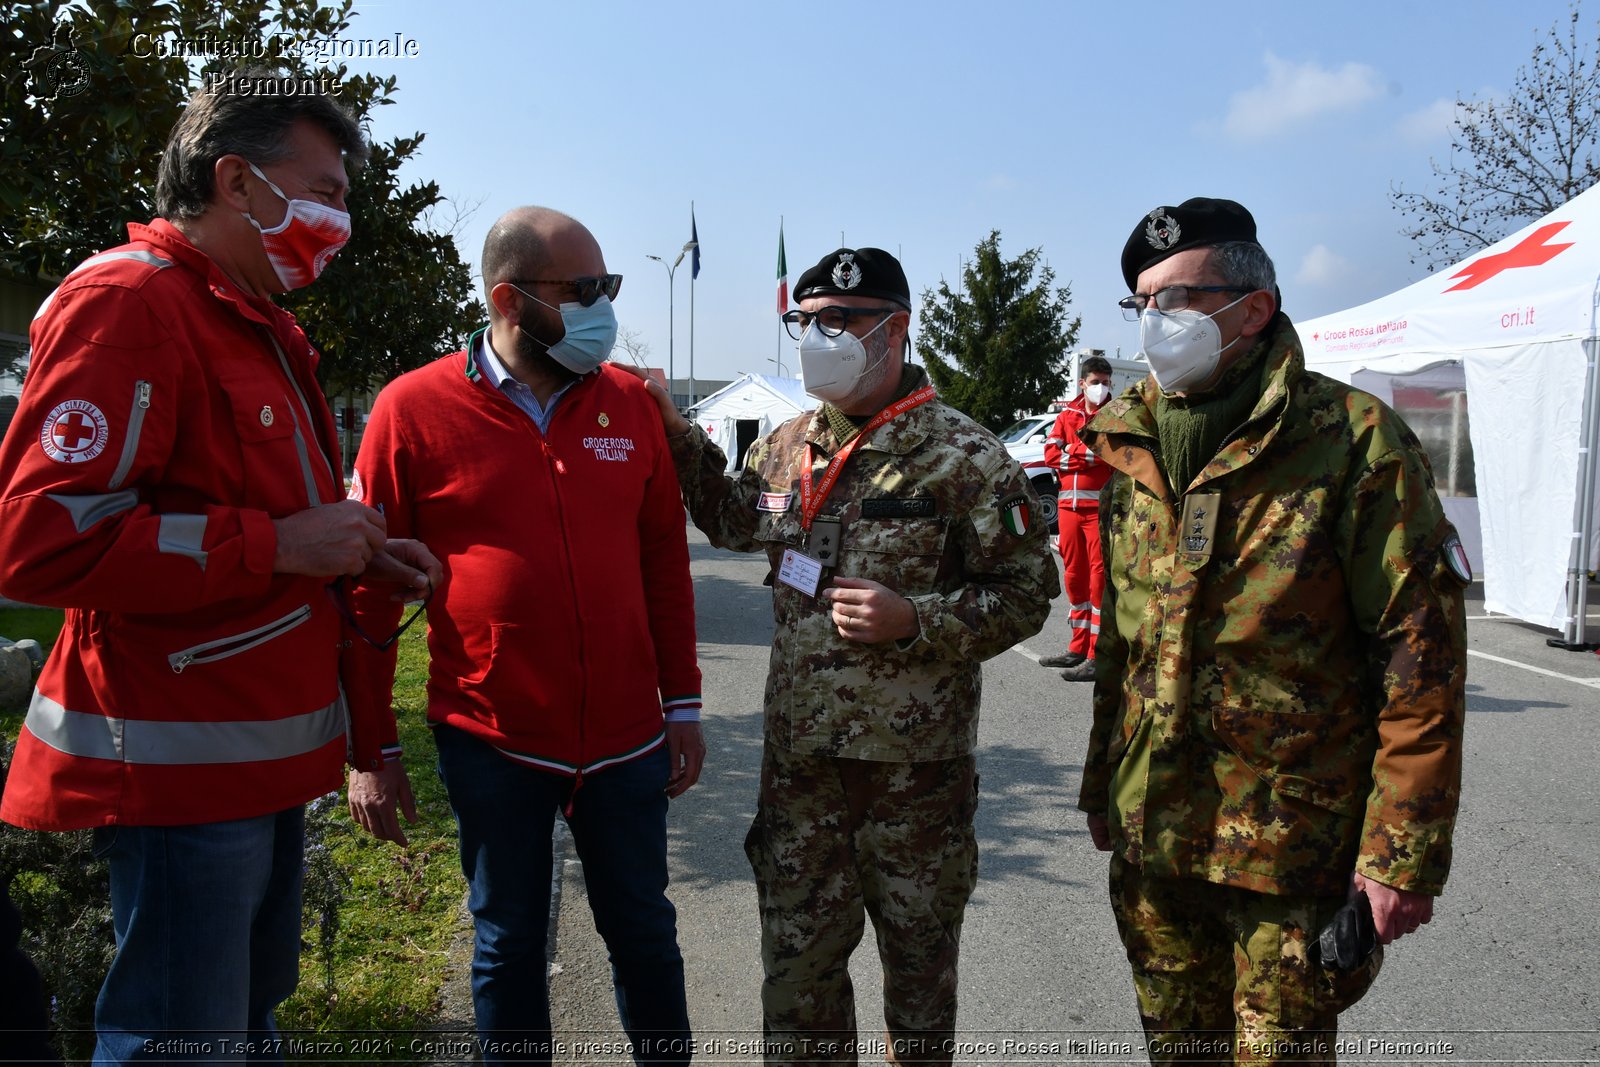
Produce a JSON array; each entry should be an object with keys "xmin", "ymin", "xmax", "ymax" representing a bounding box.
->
[
  {"xmin": 107, "ymin": 380, "xmax": 152, "ymax": 491},
  {"xmin": 168, "ymin": 604, "xmax": 313, "ymax": 674},
  {"xmin": 539, "ymin": 417, "xmax": 588, "ymax": 813}
]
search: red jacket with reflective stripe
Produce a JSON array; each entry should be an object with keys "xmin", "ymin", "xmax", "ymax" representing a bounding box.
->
[
  {"xmin": 342, "ymin": 345, "xmax": 702, "ymax": 774},
  {"xmin": 0, "ymin": 220, "xmax": 361, "ymax": 831},
  {"xmin": 1043, "ymin": 397, "xmax": 1112, "ymax": 511}
]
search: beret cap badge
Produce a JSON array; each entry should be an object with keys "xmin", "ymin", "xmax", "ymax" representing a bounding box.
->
[
  {"xmin": 1120, "ymin": 197, "xmax": 1259, "ymax": 292},
  {"xmin": 831, "ymin": 253, "xmax": 862, "ymax": 291},
  {"xmin": 1145, "ymin": 210, "xmax": 1181, "ymax": 252},
  {"xmin": 794, "ymin": 246, "xmax": 912, "ymax": 309}
]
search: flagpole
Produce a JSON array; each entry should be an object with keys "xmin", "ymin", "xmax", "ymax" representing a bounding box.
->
[
  {"xmin": 689, "ymin": 201, "xmax": 697, "ymax": 407},
  {"xmin": 776, "ymin": 216, "xmax": 784, "ymax": 369}
]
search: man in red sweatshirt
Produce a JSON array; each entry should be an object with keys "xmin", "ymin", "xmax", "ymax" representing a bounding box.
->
[
  {"xmin": 344, "ymin": 206, "xmax": 704, "ymax": 1066},
  {"xmin": 1039, "ymin": 355, "xmax": 1117, "ymax": 681}
]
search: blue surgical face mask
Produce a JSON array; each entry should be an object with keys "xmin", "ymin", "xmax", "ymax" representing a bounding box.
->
[{"xmin": 512, "ymin": 285, "xmax": 618, "ymax": 374}]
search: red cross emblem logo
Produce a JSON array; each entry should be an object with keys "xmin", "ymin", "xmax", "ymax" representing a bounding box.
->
[
  {"xmin": 1444, "ymin": 222, "xmax": 1576, "ymax": 292},
  {"xmin": 39, "ymin": 399, "xmax": 109, "ymax": 463}
]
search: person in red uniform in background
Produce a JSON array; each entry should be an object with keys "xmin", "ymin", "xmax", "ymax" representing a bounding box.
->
[{"xmin": 1038, "ymin": 355, "xmax": 1116, "ymax": 681}]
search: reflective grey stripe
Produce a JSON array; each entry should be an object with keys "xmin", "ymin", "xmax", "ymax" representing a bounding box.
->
[
  {"xmin": 23, "ymin": 689, "xmax": 122, "ymax": 760},
  {"xmin": 108, "ymin": 380, "xmax": 152, "ymax": 490},
  {"xmin": 286, "ymin": 416, "xmax": 323, "ymax": 507},
  {"xmin": 262, "ymin": 333, "xmax": 334, "ymax": 505},
  {"xmin": 1058, "ymin": 488, "xmax": 1100, "ymax": 503},
  {"xmin": 46, "ymin": 489, "xmax": 138, "ymax": 532},
  {"xmin": 157, "ymin": 513, "xmax": 208, "ymax": 570},
  {"xmin": 34, "ymin": 251, "xmax": 174, "ymax": 320},
  {"xmin": 24, "ymin": 690, "xmax": 344, "ymax": 765},
  {"xmin": 78, "ymin": 250, "xmax": 174, "ymax": 272}
]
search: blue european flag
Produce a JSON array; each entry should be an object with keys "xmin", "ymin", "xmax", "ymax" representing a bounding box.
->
[{"xmin": 691, "ymin": 209, "xmax": 700, "ymax": 280}]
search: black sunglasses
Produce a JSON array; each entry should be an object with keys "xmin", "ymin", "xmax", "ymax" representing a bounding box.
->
[
  {"xmin": 510, "ymin": 274, "xmax": 623, "ymax": 308},
  {"xmin": 330, "ymin": 576, "xmax": 433, "ymax": 652}
]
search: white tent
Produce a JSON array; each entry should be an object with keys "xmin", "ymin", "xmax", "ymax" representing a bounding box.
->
[
  {"xmin": 688, "ymin": 373, "xmax": 817, "ymax": 473},
  {"xmin": 1298, "ymin": 185, "xmax": 1600, "ymax": 646}
]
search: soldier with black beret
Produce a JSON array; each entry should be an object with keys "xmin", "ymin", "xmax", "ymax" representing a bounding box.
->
[
  {"xmin": 627, "ymin": 246, "xmax": 1057, "ymax": 1065},
  {"xmin": 1078, "ymin": 199, "xmax": 1469, "ymax": 1063}
]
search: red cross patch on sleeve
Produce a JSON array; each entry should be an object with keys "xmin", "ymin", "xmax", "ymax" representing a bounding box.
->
[{"xmin": 39, "ymin": 400, "xmax": 110, "ymax": 464}]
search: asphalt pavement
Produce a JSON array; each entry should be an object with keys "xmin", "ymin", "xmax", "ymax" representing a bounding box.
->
[{"xmin": 538, "ymin": 528, "xmax": 1600, "ymax": 1066}]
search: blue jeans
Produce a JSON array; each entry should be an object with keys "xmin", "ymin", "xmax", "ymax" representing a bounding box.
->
[
  {"xmin": 91, "ymin": 807, "xmax": 304, "ymax": 1064},
  {"xmin": 434, "ymin": 725, "xmax": 691, "ymax": 1066}
]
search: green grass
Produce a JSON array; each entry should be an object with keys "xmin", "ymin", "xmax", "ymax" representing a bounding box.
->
[
  {"xmin": 278, "ymin": 621, "xmax": 468, "ymax": 1043},
  {"xmin": 0, "ymin": 607, "xmax": 65, "ymax": 678},
  {"xmin": 1, "ymin": 614, "xmax": 471, "ymax": 1059}
]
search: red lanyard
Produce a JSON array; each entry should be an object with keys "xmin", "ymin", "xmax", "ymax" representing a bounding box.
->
[{"xmin": 799, "ymin": 385, "xmax": 937, "ymax": 530}]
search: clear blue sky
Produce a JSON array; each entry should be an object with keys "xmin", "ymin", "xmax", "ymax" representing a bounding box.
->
[{"xmin": 329, "ymin": 0, "xmax": 1584, "ymax": 385}]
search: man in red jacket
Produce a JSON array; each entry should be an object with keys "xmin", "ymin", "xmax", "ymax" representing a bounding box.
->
[
  {"xmin": 345, "ymin": 206, "xmax": 705, "ymax": 1066},
  {"xmin": 1038, "ymin": 355, "xmax": 1116, "ymax": 681},
  {"xmin": 0, "ymin": 72, "xmax": 437, "ymax": 1062}
]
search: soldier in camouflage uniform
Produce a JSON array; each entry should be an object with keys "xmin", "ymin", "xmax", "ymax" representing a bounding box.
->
[
  {"xmin": 630, "ymin": 248, "xmax": 1056, "ymax": 1065},
  {"xmin": 1078, "ymin": 199, "xmax": 1468, "ymax": 1065}
]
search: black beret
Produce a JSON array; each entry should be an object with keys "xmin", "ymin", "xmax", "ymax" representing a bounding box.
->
[
  {"xmin": 794, "ymin": 247, "xmax": 911, "ymax": 310},
  {"xmin": 1121, "ymin": 198, "xmax": 1259, "ymax": 291}
]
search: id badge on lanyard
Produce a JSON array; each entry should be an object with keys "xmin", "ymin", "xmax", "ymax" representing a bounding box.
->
[
  {"xmin": 777, "ymin": 384, "xmax": 937, "ymax": 598},
  {"xmin": 776, "ymin": 513, "xmax": 842, "ymax": 598}
]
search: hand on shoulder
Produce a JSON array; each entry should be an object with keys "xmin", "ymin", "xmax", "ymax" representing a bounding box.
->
[{"xmin": 610, "ymin": 363, "xmax": 689, "ymax": 435}]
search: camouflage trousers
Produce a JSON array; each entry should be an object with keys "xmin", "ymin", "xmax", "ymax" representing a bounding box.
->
[
  {"xmin": 1109, "ymin": 857, "xmax": 1383, "ymax": 1066},
  {"xmin": 744, "ymin": 743, "xmax": 979, "ymax": 1067}
]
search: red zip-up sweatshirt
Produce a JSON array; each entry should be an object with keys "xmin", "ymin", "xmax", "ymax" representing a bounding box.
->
[
  {"xmin": 0, "ymin": 221, "xmax": 355, "ymax": 831},
  {"xmin": 344, "ymin": 337, "xmax": 701, "ymax": 774}
]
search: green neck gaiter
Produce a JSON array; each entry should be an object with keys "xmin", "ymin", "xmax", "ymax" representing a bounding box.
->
[
  {"xmin": 821, "ymin": 363, "xmax": 925, "ymax": 445},
  {"xmin": 1154, "ymin": 338, "xmax": 1271, "ymax": 495}
]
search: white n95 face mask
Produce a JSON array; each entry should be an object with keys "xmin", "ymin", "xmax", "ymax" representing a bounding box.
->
[
  {"xmin": 797, "ymin": 315, "xmax": 890, "ymax": 404},
  {"xmin": 1138, "ymin": 292, "xmax": 1250, "ymax": 394},
  {"xmin": 1084, "ymin": 383, "xmax": 1112, "ymax": 406}
]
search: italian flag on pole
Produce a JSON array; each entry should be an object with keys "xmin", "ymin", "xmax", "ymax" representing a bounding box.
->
[{"xmin": 776, "ymin": 220, "xmax": 788, "ymax": 314}]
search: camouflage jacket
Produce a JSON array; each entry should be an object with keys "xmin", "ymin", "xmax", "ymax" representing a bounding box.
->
[
  {"xmin": 1076, "ymin": 315, "xmax": 1467, "ymax": 897},
  {"xmin": 668, "ymin": 368, "xmax": 1057, "ymax": 761}
]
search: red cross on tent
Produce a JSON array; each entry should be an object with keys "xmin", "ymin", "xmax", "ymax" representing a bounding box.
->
[{"xmin": 1444, "ymin": 222, "xmax": 1576, "ymax": 292}]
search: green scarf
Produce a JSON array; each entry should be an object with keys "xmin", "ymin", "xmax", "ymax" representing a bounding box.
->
[
  {"xmin": 1154, "ymin": 337, "xmax": 1271, "ymax": 495},
  {"xmin": 821, "ymin": 364, "xmax": 927, "ymax": 445}
]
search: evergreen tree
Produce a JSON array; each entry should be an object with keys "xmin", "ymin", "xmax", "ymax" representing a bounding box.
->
[{"xmin": 916, "ymin": 231, "xmax": 1079, "ymax": 431}]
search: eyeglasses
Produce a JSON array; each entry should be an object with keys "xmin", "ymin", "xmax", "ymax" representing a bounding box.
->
[
  {"xmin": 330, "ymin": 576, "xmax": 433, "ymax": 652},
  {"xmin": 781, "ymin": 305, "xmax": 899, "ymax": 341},
  {"xmin": 1118, "ymin": 285, "xmax": 1250, "ymax": 321},
  {"xmin": 510, "ymin": 274, "xmax": 623, "ymax": 308}
]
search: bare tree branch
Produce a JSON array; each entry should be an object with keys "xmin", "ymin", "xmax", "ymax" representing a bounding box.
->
[{"xmin": 1393, "ymin": 2, "xmax": 1600, "ymax": 270}]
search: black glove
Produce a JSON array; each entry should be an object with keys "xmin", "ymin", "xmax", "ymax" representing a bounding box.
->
[{"xmin": 1315, "ymin": 890, "xmax": 1377, "ymax": 971}]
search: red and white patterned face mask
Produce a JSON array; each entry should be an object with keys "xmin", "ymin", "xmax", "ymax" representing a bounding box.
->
[{"xmin": 244, "ymin": 161, "xmax": 351, "ymax": 290}]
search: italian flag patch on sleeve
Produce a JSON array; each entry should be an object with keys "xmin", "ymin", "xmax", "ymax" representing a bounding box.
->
[{"xmin": 999, "ymin": 492, "xmax": 1032, "ymax": 536}]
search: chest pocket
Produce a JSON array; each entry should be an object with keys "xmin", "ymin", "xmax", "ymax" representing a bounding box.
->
[
  {"xmin": 215, "ymin": 371, "xmax": 306, "ymax": 514},
  {"xmin": 840, "ymin": 517, "xmax": 948, "ymax": 595},
  {"xmin": 755, "ymin": 508, "xmax": 803, "ymax": 548}
]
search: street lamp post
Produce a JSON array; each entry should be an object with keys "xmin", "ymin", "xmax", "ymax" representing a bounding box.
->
[
  {"xmin": 647, "ymin": 241, "xmax": 696, "ymax": 409},
  {"xmin": 768, "ymin": 356, "xmax": 788, "ymax": 377}
]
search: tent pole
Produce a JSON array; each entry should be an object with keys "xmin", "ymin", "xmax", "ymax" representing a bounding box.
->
[{"xmin": 1551, "ymin": 337, "xmax": 1600, "ymax": 650}]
